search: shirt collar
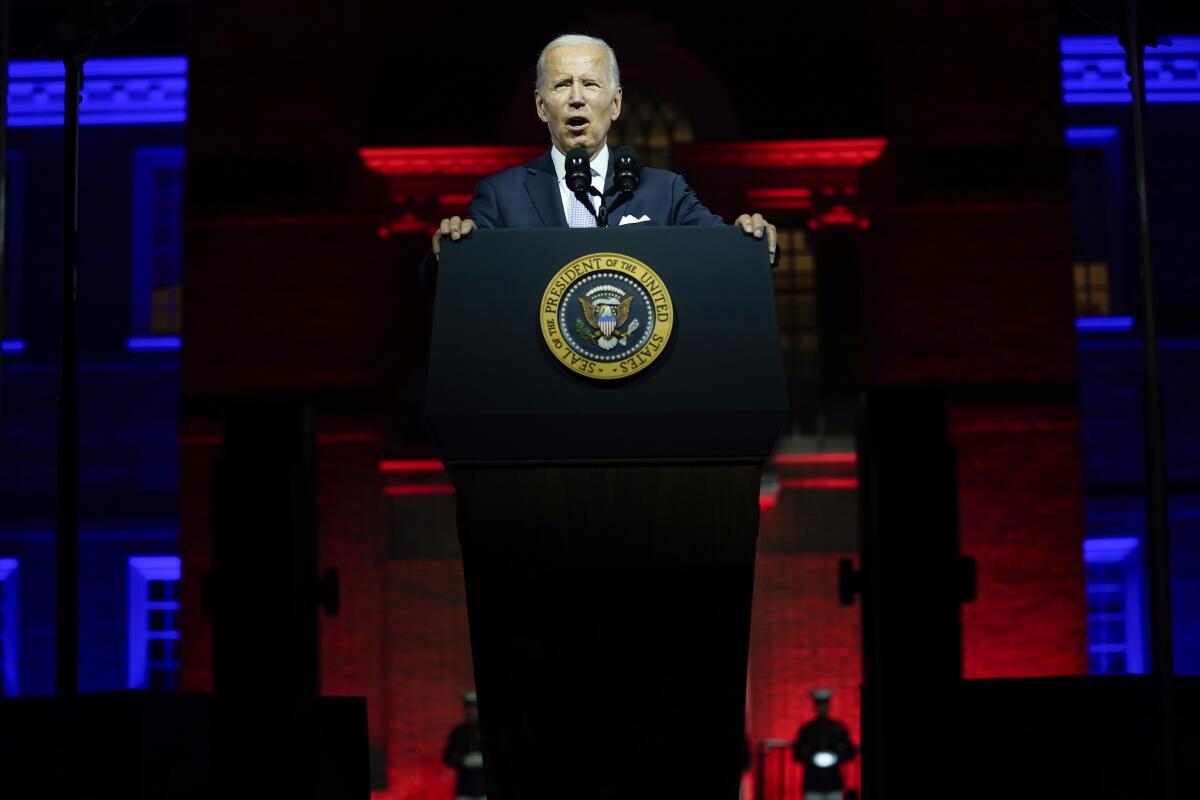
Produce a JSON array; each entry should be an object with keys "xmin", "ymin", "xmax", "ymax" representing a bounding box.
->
[{"xmin": 550, "ymin": 144, "xmax": 609, "ymax": 184}]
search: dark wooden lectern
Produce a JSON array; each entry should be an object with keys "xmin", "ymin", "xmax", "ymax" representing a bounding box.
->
[{"xmin": 427, "ymin": 227, "xmax": 787, "ymax": 798}]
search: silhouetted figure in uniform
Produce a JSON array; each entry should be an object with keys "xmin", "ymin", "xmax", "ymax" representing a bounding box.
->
[
  {"xmin": 443, "ymin": 691, "xmax": 486, "ymax": 800},
  {"xmin": 792, "ymin": 688, "xmax": 857, "ymax": 800}
]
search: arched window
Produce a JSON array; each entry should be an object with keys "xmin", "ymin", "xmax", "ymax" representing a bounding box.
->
[{"xmin": 608, "ymin": 95, "xmax": 694, "ymax": 169}]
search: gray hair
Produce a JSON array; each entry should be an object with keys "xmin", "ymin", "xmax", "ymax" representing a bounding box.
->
[{"xmin": 535, "ymin": 34, "xmax": 621, "ymax": 97}]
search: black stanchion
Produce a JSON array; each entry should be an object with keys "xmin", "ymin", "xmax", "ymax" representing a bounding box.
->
[{"xmin": 1120, "ymin": 2, "xmax": 1178, "ymax": 797}]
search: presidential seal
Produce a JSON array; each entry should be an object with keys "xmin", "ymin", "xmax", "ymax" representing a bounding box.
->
[{"xmin": 539, "ymin": 252, "xmax": 675, "ymax": 380}]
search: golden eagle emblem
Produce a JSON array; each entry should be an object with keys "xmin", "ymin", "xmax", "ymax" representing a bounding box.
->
[{"xmin": 579, "ymin": 293, "xmax": 638, "ymax": 350}]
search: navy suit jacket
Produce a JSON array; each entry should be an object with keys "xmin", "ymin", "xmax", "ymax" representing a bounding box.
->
[{"xmin": 418, "ymin": 147, "xmax": 729, "ymax": 294}]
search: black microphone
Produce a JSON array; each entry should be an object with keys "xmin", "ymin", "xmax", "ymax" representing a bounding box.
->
[
  {"xmin": 612, "ymin": 145, "xmax": 641, "ymax": 194},
  {"xmin": 565, "ymin": 147, "xmax": 593, "ymax": 194},
  {"xmin": 566, "ymin": 147, "xmax": 608, "ymax": 225}
]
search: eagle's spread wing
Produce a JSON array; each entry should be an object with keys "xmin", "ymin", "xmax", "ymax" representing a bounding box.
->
[
  {"xmin": 579, "ymin": 296, "xmax": 599, "ymax": 328},
  {"xmin": 616, "ymin": 296, "xmax": 634, "ymax": 327}
]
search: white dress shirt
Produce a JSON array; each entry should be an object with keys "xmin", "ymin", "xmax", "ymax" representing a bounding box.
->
[{"xmin": 549, "ymin": 145, "xmax": 609, "ymax": 223}]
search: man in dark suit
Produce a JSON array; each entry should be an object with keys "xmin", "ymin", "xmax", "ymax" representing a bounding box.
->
[{"xmin": 420, "ymin": 33, "xmax": 777, "ymax": 294}]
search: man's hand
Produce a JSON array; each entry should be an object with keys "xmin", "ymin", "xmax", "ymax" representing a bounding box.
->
[
  {"xmin": 734, "ymin": 213, "xmax": 777, "ymax": 264},
  {"xmin": 432, "ymin": 216, "xmax": 477, "ymax": 256}
]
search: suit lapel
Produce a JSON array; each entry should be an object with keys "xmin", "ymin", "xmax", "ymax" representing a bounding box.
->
[{"xmin": 524, "ymin": 149, "xmax": 566, "ymax": 228}]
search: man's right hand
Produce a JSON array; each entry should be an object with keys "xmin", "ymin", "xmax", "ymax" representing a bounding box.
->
[{"xmin": 432, "ymin": 216, "xmax": 476, "ymax": 255}]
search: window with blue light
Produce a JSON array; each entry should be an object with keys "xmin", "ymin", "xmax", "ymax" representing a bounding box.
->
[
  {"xmin": 1065, "ymin": 124, "xmax": 1129, "ymax": 324},
  {"xmin": 128, "ymin": 556, "xmax": 181, "ymax": 691},
  {"xmin": 9, "ymin": 58, "xmax": 187, "ymax": 353},
  {"xmin": 0, "ymin": 559, "xmax": 18, "ymax": 697},
  {"xmin": 1084, "ymin": 538, "xmax": 1145, "ymax": 675},
  {"xmin": 130, "ymin": 146, "xmax": 185, "ymax": 346}
]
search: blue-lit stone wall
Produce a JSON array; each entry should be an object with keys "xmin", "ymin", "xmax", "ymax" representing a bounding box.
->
[
  {"xmin": 1068, "ymin": 81, "xmax": 1200, "ymax": 674},
  {"xmin": 1, "ymin": 102, "xmax": 183, "ymax": 694}
]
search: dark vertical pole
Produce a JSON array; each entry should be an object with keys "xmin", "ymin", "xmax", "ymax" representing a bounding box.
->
[
  {"xmin": 56, "ymin": 54, "xmax": 84, "ymax": 697},
  {"xmin": 854, "ymin": 387, "xmax": 962, "ymax": 799},
  {"xmin": 210, "ymin": 403, "xmax": 322, "ymax": 799},
  {"xmin": 1123, "ymin": 2, "xmax": 1176, "ymax": 797}
]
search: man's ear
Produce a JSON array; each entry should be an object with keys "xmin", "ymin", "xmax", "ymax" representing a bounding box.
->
[
  {"xmin": 611, "ymin": 86, "xmax": 622, "ymax": 121},
  {"xmin": 535, "ymin": 90, "xmax": 549, "ymax": 123}
]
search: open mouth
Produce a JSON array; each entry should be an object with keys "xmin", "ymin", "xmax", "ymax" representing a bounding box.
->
[{"xmin": 566, "ymin": 116, "xmax": 590, "ymax": 135}]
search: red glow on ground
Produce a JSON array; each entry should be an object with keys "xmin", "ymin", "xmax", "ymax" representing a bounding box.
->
[
  {"xmin": 379, "ymin": 460, "xmax": 446, "ymax": 473},
  {"xmin": 385, "ymin": 485, "xmax": 455, "ymax": 497},
  {"xmin": 772, "ymin": 452, "xmax": 857, "ymax": 466},
  {"xmin": 779, "ymin": 477, "xmax": 859, "ymax": 490}
]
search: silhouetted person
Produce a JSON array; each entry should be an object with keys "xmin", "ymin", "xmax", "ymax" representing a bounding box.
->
[
  {"xmin": 793, "ymin": 688, "xmax": 857, "ymax": 800},
  {"xmin": 443, "ymin": 691, "xmax": 485, "ymax": 800}
]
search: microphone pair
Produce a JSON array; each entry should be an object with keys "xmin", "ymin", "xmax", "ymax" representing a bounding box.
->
[{"xmin": 564, "ymin": 146, "xmax": 641, "ymax": 227}]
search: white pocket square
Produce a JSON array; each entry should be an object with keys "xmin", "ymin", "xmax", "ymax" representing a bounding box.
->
[{"xmin": 619, "ymin": 214, "xmax": 651, "ymax": 225}]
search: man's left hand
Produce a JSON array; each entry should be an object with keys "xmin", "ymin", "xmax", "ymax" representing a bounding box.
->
[{"xmin": 735, "ymin": 213, "xmax": 777, "ymax": 264}]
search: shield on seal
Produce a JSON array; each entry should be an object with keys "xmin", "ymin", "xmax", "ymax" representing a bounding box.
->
[{"xmin": 598, "ymin": 305, "xmax": 617, "ymax": 337}]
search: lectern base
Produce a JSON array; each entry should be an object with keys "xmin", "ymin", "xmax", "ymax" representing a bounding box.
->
[{"xmin": 454, "ymin": 463, "xmax": 761, "ymax": 799}]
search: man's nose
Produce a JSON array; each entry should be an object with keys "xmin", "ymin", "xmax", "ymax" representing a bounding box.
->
[{"xmin": 568, "ymin": 80, "xmax": 584, "ymax": 104}]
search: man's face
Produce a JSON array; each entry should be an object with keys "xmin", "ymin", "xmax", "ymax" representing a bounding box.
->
[{"xmin": 535, "ymin": 43, "xmax": 622, "ymax": 158}]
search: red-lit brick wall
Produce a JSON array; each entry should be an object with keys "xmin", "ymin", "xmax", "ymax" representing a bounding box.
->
[
  {"xmin": 318, "ymin": 436, "xmax": 391, "ymax": 743},
  {"xmin": 382, "ymin": 560, "xmax": 475, "ymax": 799},
  {"xmin": 749, "ymin": 552, "xmax": 863, "ymax": 798},
  {"xmin": 865, "ymin": 3, "xmax": 1089, "ymax": 681},
  {"xmin": 952, "ymin": 406, "xmax": 1088, "ymax": 678},
  {"xmin": 178, "ymin": 431, "xmax": 394, "ymax": 736}
]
